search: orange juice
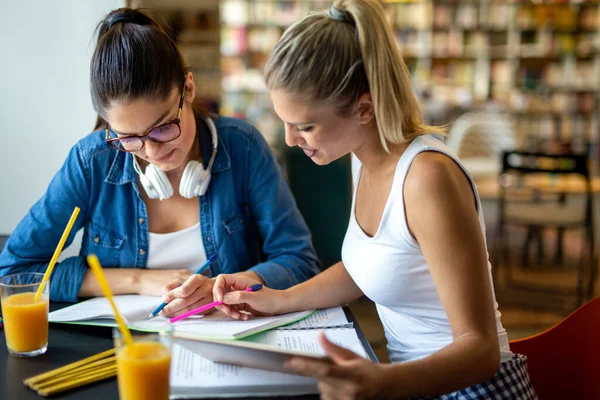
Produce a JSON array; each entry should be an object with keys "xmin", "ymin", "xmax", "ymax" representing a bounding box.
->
[
  {"xmin": 117, "ymin": 341, "xmax": 171, "ymax": 400},
  {"xmin": 1, "ymin": 292, "xmax": 49, "ymax": 353}
]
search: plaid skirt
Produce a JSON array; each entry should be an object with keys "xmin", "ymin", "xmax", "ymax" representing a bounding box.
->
[{"xmin": 421, "ymin": 354, "xmax": 537, "ymax": 400}]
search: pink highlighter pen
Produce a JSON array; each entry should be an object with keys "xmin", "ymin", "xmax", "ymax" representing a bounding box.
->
[{"xmin": 169, "ymin": 283, "xmax": 263, "ymax": 324}]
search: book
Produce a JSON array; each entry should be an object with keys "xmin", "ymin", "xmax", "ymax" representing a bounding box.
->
[
  {"xmin": 48, "ymin": 295, "xmax": 316, "ymax": 340},
  {"xmin": 170, "ymin": 328, "xmax": 368, "ymax": 399}
]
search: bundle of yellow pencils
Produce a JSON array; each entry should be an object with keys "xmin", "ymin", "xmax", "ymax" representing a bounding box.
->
[{"xmin": 23, "ymin": 348, "xmax": 116, "ymax": 397}]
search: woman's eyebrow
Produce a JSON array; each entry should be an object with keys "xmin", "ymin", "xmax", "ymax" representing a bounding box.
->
[
  {"xmin": 111, "ymin": 109, "xmax": 172, "ymax": 136},
  {"xmin": 285, "ymin": 120, "xmax": 316, "ymax": 126}
]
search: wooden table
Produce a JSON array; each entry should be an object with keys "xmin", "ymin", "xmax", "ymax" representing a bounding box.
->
[
  {"xmin": 0, "ymin": 303, "xmax": 376, "ymax": 400},
  {"xmin": 474, "ymin": 173, "xmax": 600, "ymax": 266},
  {"xmin": 474, "ymin": 175, "xmax": 600, "ymax": 200}
]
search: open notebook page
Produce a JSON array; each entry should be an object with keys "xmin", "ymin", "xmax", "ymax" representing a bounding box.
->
[
  {"xmin": 245, "ymin": 328, "xmax": 367, "ymax": 357},
  {"xmin": 170, "ymin": 328, "xmax": 366, "ymax": 398},
  {"xmin": 48, "ymin": 295, "xmax": 158, "ymax": 323},
  {"xmin": 168, "ymin": 310, "xmax": 314, "ymax": 340},
  {"xmin": 49, "ymin": 295, "xmax": 314, "ymax": 340},
  {"xmin": 275, "ymin": 306, "xmax": 352, "ymax": 330}
]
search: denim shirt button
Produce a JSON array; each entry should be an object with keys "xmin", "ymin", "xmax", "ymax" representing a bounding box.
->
[
  {"xmin": 206, "ymin": 236, "xmax": 211, "ymax": 243},
  {"xmin": 138, "ymin": 218, "xmax": 145, "ymax": 224},
  {"xmin": 94, "ymin": 236, "xmax": 100, "ymax": 243},
  {"xmin": 139, "ymin": 249, "xmax": 146, "ymax": 255}
]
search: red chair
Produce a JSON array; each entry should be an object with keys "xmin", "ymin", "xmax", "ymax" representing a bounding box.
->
[{"xmin": 509, "ymin": 296, "xmax": 600, "ymax": 399}]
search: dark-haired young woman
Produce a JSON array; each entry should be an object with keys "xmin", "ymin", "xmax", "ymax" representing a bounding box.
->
[{"xmin": 0, "ymin": 8, "xmax": 320, "ymax": 317}]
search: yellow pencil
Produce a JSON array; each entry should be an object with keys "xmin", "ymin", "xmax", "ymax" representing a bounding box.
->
[
  {"xmin": 35, "ymin": 206, "xmax": 80, "ymax": 301},
  {"xmin": 86, "ymin": 254, "xmax": 133, "ymax": 346},
  {"xmin": 24, "ymin": 348, "xmax": 115, "ymax": 386},
  {"xmin": 29, "ymin": 358, "xmax": 116, "ymax": 390},
  {"xmin": 36, "ymin": 368, "xmax": 117, "ymax": 397},
  {"xmin": 32, "ymin": 363, "xmax": 116, "ymax": 390}
]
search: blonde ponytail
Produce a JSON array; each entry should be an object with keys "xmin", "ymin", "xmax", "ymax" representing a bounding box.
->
[{"xmin": 265, "ymin": 0, "xmax": 445, "ymax": 152}]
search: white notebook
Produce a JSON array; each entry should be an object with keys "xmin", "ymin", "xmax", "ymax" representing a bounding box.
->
[
  {"xmin": 170, "ymin": 328, "xmax": 367, "ymax": 399},
  {"xmin": 48, "ymin": 295, "xmax": 316, "ymax": 340}
]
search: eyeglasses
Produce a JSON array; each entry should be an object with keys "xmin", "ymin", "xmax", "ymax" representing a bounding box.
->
[{"xmin": 105, "ymin": 82, "xmax": 186, "ymax": 152}]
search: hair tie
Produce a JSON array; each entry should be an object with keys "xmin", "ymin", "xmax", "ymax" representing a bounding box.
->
[
  {"xmin": 328, "ymin": 6, "xmax": 354, "ymax": 25},
  {"xmin": 108, "ymin": 14, "xmax": 135, "ymax": 29},
  {"xmin": 107, "ymin": 11, "xmax": 151, "ymax": 29}
]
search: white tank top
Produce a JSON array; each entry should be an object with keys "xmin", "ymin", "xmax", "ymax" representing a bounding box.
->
[
  {"xmin": 147, "ymin": 222, "xmax": 208, "ymax": 272},
  {"xmin": 341, "ymin": 134, "xmax": 512, "ymax": 363}
]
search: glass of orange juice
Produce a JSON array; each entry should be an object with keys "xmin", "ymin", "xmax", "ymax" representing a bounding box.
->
[
  {"xmin": 0, "ymin": 272, "xmax": 49, "ymax": 357},
  {"xmin": 113, "ymin": 328, "xmax": 172, "ymax": 400}
]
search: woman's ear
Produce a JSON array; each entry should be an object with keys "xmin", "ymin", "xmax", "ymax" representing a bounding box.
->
[
  {"xmin": 355, "ymin": 93, "xmax": 375, "ymax": 125},
  {"xmin": 184, "ymin": 71, "xmax": 196, "ymax": 103}
]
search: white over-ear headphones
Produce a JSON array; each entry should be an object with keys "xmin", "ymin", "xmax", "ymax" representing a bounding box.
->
[{"xmin": 133, "ymin": 118, "xmax": 219, "ymax": 200}]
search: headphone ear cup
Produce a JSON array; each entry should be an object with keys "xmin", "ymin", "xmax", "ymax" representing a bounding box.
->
[
  {"xmin": 179, "ymin": 161, "xmax": 210, "ymax": 198},
  {"xmin": 144, "ymin": 163, "xmax": 174, "ymax": 200},
  {"xmin": 196, "ymin": 171, "xmax": 211, "ymax": 197}
]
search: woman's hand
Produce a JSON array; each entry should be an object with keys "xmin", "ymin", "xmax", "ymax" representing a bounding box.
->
[
  {"xmin": 285, "ymin": 332, "xmax": 387, "ymax": 400},
  {"xmin": 160, "ymin": 275, "xmax": 216, "ymax": 317},
  {"xmin": 135, "ymin": 269, "xmax": 193, "ymax": 297},
  {"xmin": 212, "ymin": 274, "xmax": 288, "ymax": 320}
]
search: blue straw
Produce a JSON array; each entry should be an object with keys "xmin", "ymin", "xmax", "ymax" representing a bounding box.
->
[{"xmin": 147, "ymin": 254, "xmax": 217, "ymax": 319}]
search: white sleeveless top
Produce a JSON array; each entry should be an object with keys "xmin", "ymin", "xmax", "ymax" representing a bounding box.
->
[
  {"xmin": 147, "ymin": 223, "xmax": 207, "ymax": 272},
  {"xmin": 341, "ymin": 134, "xmax": 512, "ymax": 363}
]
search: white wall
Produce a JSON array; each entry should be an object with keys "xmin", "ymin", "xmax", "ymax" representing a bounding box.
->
[{"xmin": 0, "ymin": 0, "xmax": 123, "ymax": 235}]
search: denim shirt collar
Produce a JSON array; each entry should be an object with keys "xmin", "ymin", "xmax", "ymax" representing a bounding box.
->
[{"xmin": 105, "ymin": 116, "xmax": 231, "ymax": 185}]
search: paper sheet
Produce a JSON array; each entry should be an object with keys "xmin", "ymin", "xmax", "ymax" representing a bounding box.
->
[
  {"xmin": 169, "ymin": 310, "xmax": 313, "ymax": 339},
  {"xmin": 276, "ymin": 306, "xmax": 352, "ymax": 330},
  {"xmin": 170, "ymin": 343, "xmax": 314, "ymax": 388},
  {"xmin": 48, "ymin": 295, "xmax": 159, "ymax": 323},
  {"xmin": 246, "ymin": 328, "xmax": 367, "ymax": 358}
]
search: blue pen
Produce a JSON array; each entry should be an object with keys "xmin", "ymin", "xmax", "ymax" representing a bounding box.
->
[{"xmin": 147, "ymin": 254, "xmax": 217, "ymax": 319}]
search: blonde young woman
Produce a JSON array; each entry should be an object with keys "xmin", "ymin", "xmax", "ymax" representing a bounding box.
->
[{"xmin": 212, "ymin": 1, "xmax": 536, "ymax": 399}]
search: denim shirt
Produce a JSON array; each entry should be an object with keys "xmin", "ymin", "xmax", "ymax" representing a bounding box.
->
[{"xmin": 0, "ymin": 116, "xmax": 320, "ymax": 301}]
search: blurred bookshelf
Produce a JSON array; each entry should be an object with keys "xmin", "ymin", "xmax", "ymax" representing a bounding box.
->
[
  {"xmin": 219, "ymin": 0, "xmax": 332, "ymax": 148},
  {"xmin": 129, "ymin": 0, "xmax": 222, "ymax": 115},
  {"xmin": 384, "ymin": 0, "xmax": 600, "ymax": 167},
  {"xmin": 130, "ymin": 0, "xmax": 600, "ymax": 170}
]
